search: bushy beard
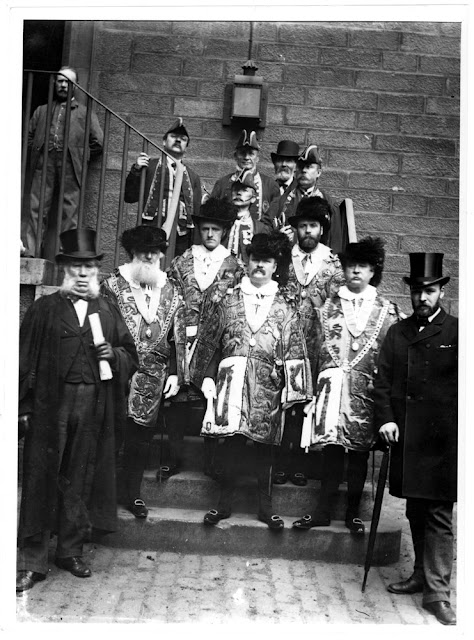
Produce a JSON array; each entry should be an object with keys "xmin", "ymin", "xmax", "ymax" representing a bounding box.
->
[
  {"xmin": 60, "ymin": 270, "xmax": 101, "ymax": 299},
  {"xmin": 130, "ymin": 257, "xmax": 163, "ymax": 286}
]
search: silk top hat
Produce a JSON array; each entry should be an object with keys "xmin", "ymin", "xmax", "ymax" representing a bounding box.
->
[
  {"xmin": 403, "ymin": 252, "xmax": 450, "ymax": 287},
  {"xmin": 121, "ymin": 225, "xmax": 168, "ymax": 256},
  {"xmin": 287, "ymin": 196, "xmax": 331, "ymax": 233},
  {"xmin": 56, "ymin": 227, "xmax": 104, "ymax": 262},
  {"xmin": 235, "ymin": 130, "xmax": 260, "ymax": 151},
  {"xmin": 192, "ymin": 196, "xmax": 237, "ymax": 227},
  {"xmin": 271, "ymin": 140, "xmax": 300, "ymax": 163},
  {"xmin": 232, "ymin": 168, "xmax": 257, "ymax": 191},
  {"xmin": 297, "ymin": 144, "xmax": 323, "ymax": 166},
  {"xmin": 164, "ymin": 117, "xmax": 190, "ymax": 141}
]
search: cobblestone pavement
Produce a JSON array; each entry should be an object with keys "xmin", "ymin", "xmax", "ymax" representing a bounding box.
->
[{"xmin": 13, "ymin": 496, "xmax": 459, "ymax": 627}]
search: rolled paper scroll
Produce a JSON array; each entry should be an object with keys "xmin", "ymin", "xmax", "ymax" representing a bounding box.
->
[{"xmin": 88, "ymin": 313, "xmax": 113, "ymax": 380}]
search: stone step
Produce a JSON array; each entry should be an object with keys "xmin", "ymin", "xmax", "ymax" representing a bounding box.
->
[
  {"xmin": 100, "ymin": 506, "xmax": 400, "ymax": 566},
  {"xmin": 136, "ymin": 470, "xmax": 377, "ymax": 520}
]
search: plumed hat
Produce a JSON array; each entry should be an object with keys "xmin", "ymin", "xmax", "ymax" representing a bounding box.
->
[
  {"xmin": 232, "ymin": 168, "xmax": 257, "ymax": 191},
  {"xmin": 246, "ymin": 231, "xmax": 292, "ymax": 286},
  {"xmin": 297, "ymin": 144, "xmax": 323, "ymax": 167},
  {"xmin": 235, "ymin": 129, "xmax": 260, "ymax": 151},
  {"xmin": 192, "ymin": 196, "xmax": 238, "ymax": 227},
  {"xmin": 56, "ymin": 227, "xmax": 103, "ymax": 262},
  {"xmin": 271, "ymin": 140, "xmax": 300, "ymax": 163},
  {"xmin": 287, "ymin": 196, "xmax": 331, "ymax": 234},
  {"xmin": 121, "ymin": 225, "xmax": 168, "ymax": 257},
  {"xmin": 403, "ymin": 253, "xmax": 450, "ymax": 287},
  {"xmin": 164, "ymin": 117, "xmax": 190, "ymax": 141},
  {"xmin": 340, "ymin": 236, "xmax": 385, "ymax": 287}
]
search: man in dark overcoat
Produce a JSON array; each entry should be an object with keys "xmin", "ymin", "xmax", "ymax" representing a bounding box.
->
[
  {"xmin": 17, "ymin": 228, "xmax": 138, "ymax": 592},
  {"xmin": 374, "ymin": 252, "xmax": 458, "ymax": 625}
]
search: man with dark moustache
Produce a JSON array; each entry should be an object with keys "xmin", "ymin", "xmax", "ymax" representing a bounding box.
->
[
  {"xmin": 124, "ymin": 118, "xmax": 202, "ymax": 257},
  {"xmin": 24, "ymin": 67, "xmax": 104, "ymax": 258},
  {"xmin": 374, "ymin": 253, "xmax": 458, "ymax": 626},
  {"xmin": 271, "ymin": 139, "xmax": 300, "ymax": 197},
  {"xmin": 17, "ymin": 228, "xmax": 138, "ymax": 592}
]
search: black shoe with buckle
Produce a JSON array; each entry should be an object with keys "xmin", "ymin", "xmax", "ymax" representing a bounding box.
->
[
  {"xmin": 345, "ymin": 517, "xmax": 365, "ymax": 535},
  {"xmin": 292, "ymin": 514, "xmax": 330, "ymax": 529},
  {"xmin": 156, "ymin": 465, "xmax": 178, "ymax": 481},
  {"xmin": 258, "ymin": 513, "xmax": 284, "ymax": 530},
  {"xmin": 128, "ymin": 498, "xmax": 148, "ymax": 519},
  {"xmin": 16, "ymin": 570, "xmax": 46, "ymax": 593},
  {"xmin": 55, "ymin": 556, "xmax": 92, "ymax": 578},
  {"xmin": 273, "ymin": 471, "xmax": 288, "ymax": 485},
  {"xmin": 203, "ymin": 509, "xmax": 230, "ymax": 525},
  {"xmin": 423, "ymin": 601, "xmax": 456, "ymax": 625},
  {"xmin": 290, "ymin": 472, "xmax": 307, "ymax": 486}
]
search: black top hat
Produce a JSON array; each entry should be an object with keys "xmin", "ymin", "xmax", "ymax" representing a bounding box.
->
[
  {"xmin": 403, "ymin": 253, "xmax": 450, "ymax": 287},
  {"xmin": 164, "ymin": 117, "xmax": 190, "ymax": 141},
  {"xmin": 340, "ymin": 236, "xmax": 385, "ymax": 287},
  {"xmin": 235, "ymin": 130, "xmax": 260, "ymax": 151},
  {"xmin": 121, "ymin": 225, "xmax": 168, "ymax": 257},
  {"xmin": 297, "ymin": 144, "xmax": 323, "ymax": 166},
  {"xmin": 287, "ymin": 196, "xmax": 331, "ymax": 233},
  {"xmin": 192, "ymin": 196, "xmax": 238, "ymax": 228},
  {"xmin": 232, "ymin": 168, "xmax": 257, "ymax": 191},
  {"xmin": 271, "ymin": 140, "xmax": 300, "ymax": 163},
  {"xmin": 56, "ymin": 227, "xmax": 104, "ymax": 262}
]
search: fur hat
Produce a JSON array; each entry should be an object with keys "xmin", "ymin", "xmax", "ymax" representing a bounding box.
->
[
  {"xmin": 192, "ymin": 197, "xmax": 238, "ymax": 228},
  {"xmin": 340, "ymin": 236, "xmax": 385, "ymax": 287},
  {"xmin": 56, "ymin": 227, "xmax": 103, "ymax": 262},
  {"xmin": 287, "ymin": 196, "xmax": 331, "ymax": 234},
  {"xmin": 121, "ymin": 225, "xmax": 168, "ymax": 258},
  {"xmin": 246, "ymin": 231, "xmax": 292, "ymax": 286},
  {"xmin": 403, "ymin": 253, "xmax": 450, "ymax": 287}
]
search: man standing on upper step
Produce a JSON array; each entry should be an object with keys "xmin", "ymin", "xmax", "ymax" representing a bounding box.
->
[
  {"xmin": 211, "ymin": 129, "xmax": 280, "ymax": 226},
  {"xmin": 269, "ymin": 144, "xmax": 348, "ymax": 254},
  {"xmin": 160, "ymin": 197, "xmax": 244, "ymax": 481},
  {"xmin": 274, "ymin": 196, "xmax": 345, "ymax": 488},
  {"xmin": 101, "ymin": 225, "xmax": 188, "ymax": 520},
  {"xmin": 270, "ymin": 139, "xmax": 300, "ymax": 197},
  {"xmin": 125, "ymin": 118, "xmax": 202, "ymax": 258},
  {"xmin": 191, "ymin": 231, "xmax": 313, "ymax": 530}
]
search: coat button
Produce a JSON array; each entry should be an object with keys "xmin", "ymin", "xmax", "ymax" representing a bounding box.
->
[{"xmin": 426, "ymin": 344, "xmax": 430, "ymax": 348}]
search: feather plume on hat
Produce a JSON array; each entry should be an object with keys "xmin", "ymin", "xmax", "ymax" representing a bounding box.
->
[{"xmin": 339, "ymin": 236, "xmax": 385, "ymax": 287}]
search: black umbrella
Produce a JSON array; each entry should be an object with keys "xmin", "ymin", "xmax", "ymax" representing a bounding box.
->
[{"xmin": 362, "ymin": 446, "xmax": 390, "ymax": 592}]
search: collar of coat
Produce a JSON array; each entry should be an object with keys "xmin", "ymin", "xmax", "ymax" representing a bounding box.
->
[{"xmin": 402, "ymin": 306, "xmax": 447, "ymax": 343}]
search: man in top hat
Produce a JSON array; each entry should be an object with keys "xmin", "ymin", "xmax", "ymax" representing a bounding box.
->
[
  {"xmin": 160, "ymin": 197, "xmax": 244, "ymax": 480},
  {"xmin": 271, "ymin": 139, "xmax": 300, "ymax": 196},
  {"xmin": 292, "ymin": 237, "xmax": 402, "ymax": 534},
  {"xmin": 101, "ymin": 225, "xmax": 188, "ymax": 519},
  {"xmin": 17, "ymin": 228, "xmax": 138, "ymax": 592},
  {"xmin": 274, "ymin": 196, "xmax": 345, "ymax": 487},
  {"xmin": 211, "ymin": 129, "xmax": 280, "ymax": 223},
  {"xmin": 269, "ymin": 144, "xmax": 347, "ymax": 253},
  {"xmin": 124, "ymin": 118, "xmax": 202, "ymax": 257},
  {"xmin": 191, "ymin": 231, "xmax": 312, "ymax": 529},
  {"xmin": 226, "ymin": 168, "xmax": 273, "ymax": 263},
  {"xmin": 374, "ymin": 253, "xmax": 458, "ymax": 625}
]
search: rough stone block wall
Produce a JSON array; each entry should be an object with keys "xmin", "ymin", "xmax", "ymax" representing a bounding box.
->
[{"xmin": 86, "ymin": 20, "xmax": 460, "ymax": 315}]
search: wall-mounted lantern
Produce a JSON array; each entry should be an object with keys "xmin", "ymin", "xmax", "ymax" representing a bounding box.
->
[{"xmin": 223, "ymin": 60, "xmax": 268, "ymax": 128}]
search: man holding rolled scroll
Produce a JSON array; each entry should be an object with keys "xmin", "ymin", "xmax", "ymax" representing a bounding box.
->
[{"xmin": 17, "ymin": 228, "xmax": 138, "ymax": 593}]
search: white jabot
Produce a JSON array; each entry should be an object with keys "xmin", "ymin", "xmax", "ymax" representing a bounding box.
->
[
  {"xmin": 292, "ymin": 242, "xmax": 331, "ymax": 285},
  {"xmin": 118, "ymin": 262, "xmax": 167, "ymax": 324},
  {"xmin": 240, "ymin": 276, "xmax": 278, "ymax": 334},
  {"xmin": 338, "ymin": 284, "xmax": 377, "ymax": 335},
  {"xmin": 192, "ymin": 244, "xmax": 230, "ymax": 291},
  {"xmin": 72, "ymin": 299, "xmax": 88, "ymax": 327}
]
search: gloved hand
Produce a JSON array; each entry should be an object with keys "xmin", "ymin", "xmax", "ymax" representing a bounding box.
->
[
  {"xmin": 303, "ymin": 396, "xmax": 317, "ymax": 415},
  {"xmin": 201, "ymin": 377, "xmax": 216, "ymax": 400},
  {"xmin": 163, "ymin": 375, "xmax": 180, "ymax": 399}
]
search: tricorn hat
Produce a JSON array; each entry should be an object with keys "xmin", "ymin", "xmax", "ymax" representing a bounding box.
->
[
  {"xmin": 164, "ymin": 117, "xmax": 190, "ymax": 141},
  {"xmin": 192, "ymin": 196, "xmax": 238, "ymax": 228},
  {"xmin": 232, "ymin": 168, "xmax": 257, "ymax": 191},
  {"xmin": 340, "ymin": 236, "xmax": 385, "ymax": 287},
  {"xmin": 297, "ymin": 144, "xmax": 323, "ymax": 166},
  {"xmin": 246, "ymin": 231, "xmax": 292, "ymax": 286},
  {"xmin": 56, "ymin": 227, "xmax": 104, "ymax": 262},
  {"xmin": 287, "ymin": 196, "xmax": 331, "ymax": 233},
  {"xmin": 403, "ymin": 253, "xmax": 450, "ymax": 287},
  {"xmin": 271, "ymin": 140, "xmax": 300, "ymax": 163},
  {"xmin": 121, "ymin": 225, "xmax": 168, "ymax": 257},
  {"xmin": 235, "ymin": 130, "xmax": 260, "ymax": 151}
]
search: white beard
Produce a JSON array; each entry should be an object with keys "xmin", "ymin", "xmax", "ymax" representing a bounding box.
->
[
  {"xmin": 130, "ymin": 258, "xmax": 163, "ymax": 286},
  {"xmin": 59, "ymin": 271, "xmax": 101, "ymax": 299}
]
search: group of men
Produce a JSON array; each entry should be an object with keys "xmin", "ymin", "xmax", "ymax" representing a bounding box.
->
[{"xmin": 18, "ymin": 69, "xmax": 458, "ymax": 627}]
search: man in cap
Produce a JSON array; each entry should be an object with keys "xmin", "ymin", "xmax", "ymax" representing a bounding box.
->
[
  {"xmin": 17, "ymin": 228, "xmax": 138, "ymax": 592},
  {"xmin": 125, "ymin": 118, "xmax": 202, "ymax": 257},
  {"xmin": 269, "ymin": 144, "xmax": 347, "ymax": 253},
  {"xmin": 271, "ymin": 139, "xmax": 300, "ymax": 196},
  {"xmin": 211, "ymin": 129, "xmax": 280, "ymax": 223},
  {"xmin": 191, "ymin": 232, "xmax": 312, "ymax": 529},
  {"xmin": 160, "ymin": 197, "xmax": 244, "ymax": 480},
  {"xmin": 293, "ymin": 237, "xmax": 402, "ymax": 534},
  {"xmin": 274, "ymin": 196, "xmax": 345, "ymax": 487},
  {"xmin": 226, "ymin": 168, "xmax": 273, "ymax": 263},
  {"xmin": 101, "ymin": 225, "xmax": 188, "ymax": 519},
  {"xmin": 24, "ymin": 66, "xmax": 104, "ymax": 259},
  {"xmin": 374, "ymin": 253, "xmax": 458, "ymax": 625}
]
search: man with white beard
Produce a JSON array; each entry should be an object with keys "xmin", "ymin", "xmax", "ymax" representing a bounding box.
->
[
  {"xmin": 101, "ymin": 225, "xmax": 188, "ymax": 519},
  {"xmin": 17, "ymin": 228, "xmax": 138, "ymax": 592}
]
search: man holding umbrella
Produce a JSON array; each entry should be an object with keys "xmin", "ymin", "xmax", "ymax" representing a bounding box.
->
[{"xmin": 374, "ymin": 253, "xmax": 458, "ymax": 626}]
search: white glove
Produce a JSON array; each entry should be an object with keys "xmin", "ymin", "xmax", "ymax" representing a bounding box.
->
[
  {"xmin": 163, "ymin": 375, "xmax": 180, "ymax": 399},
  {"xmin": 201, "ymin": 377, "xmax": 216, "ymax": 400}
]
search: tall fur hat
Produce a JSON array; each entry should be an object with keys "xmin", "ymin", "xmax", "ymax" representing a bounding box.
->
[
  {"xmin": 340, "ymin": 236, "xmax": 385, "ymax": 287},
  {"xmin": 121, "ymin": 225, "xmax": 168, "ymax": 258},
  {"xmin": 287, "ymin": 196, "xmax": 331, "ymax": 234},
  {"xmin": 246, "ymin": 231, "xmax": 292, "ymax": 286},
  {"xmin": 192, "ymin": 196, "xmax": 238, "ymax": 228}
]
